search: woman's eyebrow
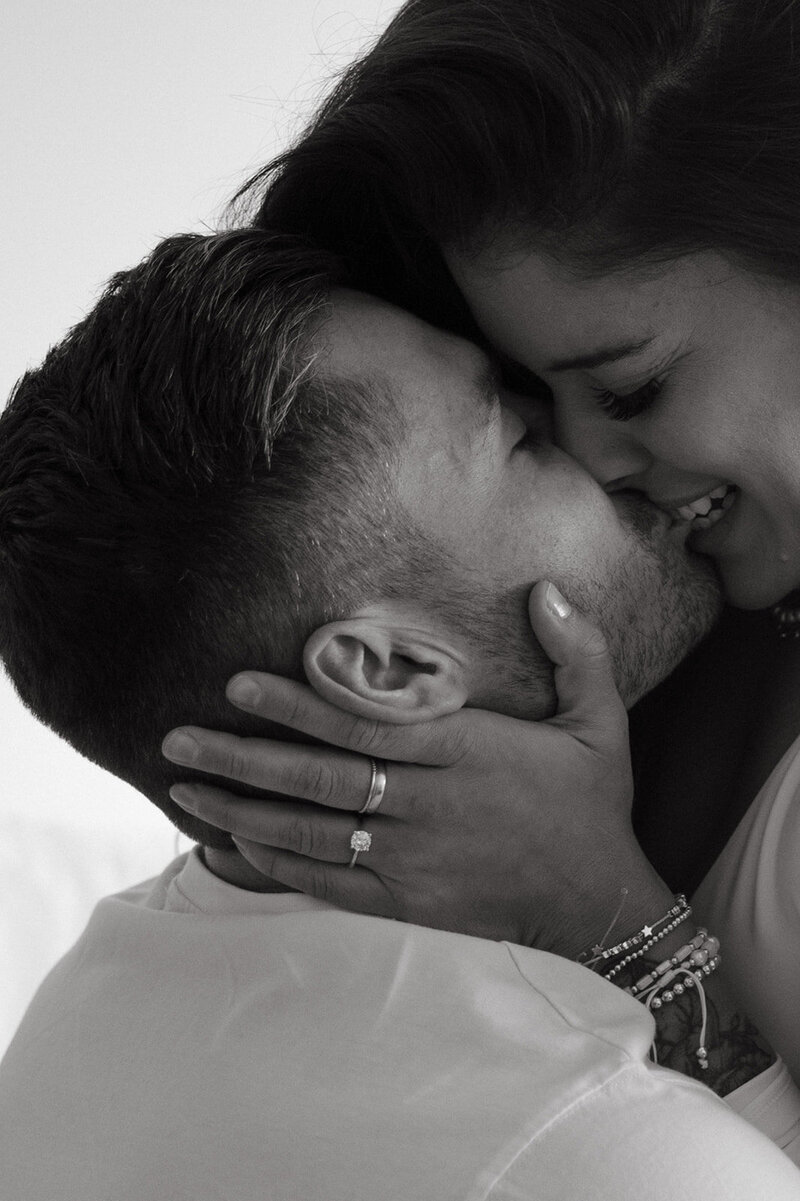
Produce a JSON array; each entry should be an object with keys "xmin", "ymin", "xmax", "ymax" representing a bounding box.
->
[{"xmin": 546, "ymin": 334, "xmax": 656, "ymax": 372}]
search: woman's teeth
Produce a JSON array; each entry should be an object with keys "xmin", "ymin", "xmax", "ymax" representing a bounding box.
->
[{"xmin": 676, "ymin": 484, "xmax": 737, "ymax": 529}]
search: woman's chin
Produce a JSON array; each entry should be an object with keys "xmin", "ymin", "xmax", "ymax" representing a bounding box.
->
[
  {"xmin": 718, "ymin": 559, "xmax": 800, "ymax": 611},
  {"xmin": 688, "ymin": 492, "xmax": 800, "ymax": 609}
]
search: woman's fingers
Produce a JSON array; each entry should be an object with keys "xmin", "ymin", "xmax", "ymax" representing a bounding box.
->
[
  {"xmin": 163, "ymin": 729, "xmax": 390, "ymax": 813},
  {"xmin": 225, "ymin": 672, "xmax": 473, "ymax": 766},
  {"xmin": 170, "ymin": 784, "xmax": 384, "ymax": 864},
  {"xmin": 232, "ymin": 838, "xmax": 398, "ymax": 918}
]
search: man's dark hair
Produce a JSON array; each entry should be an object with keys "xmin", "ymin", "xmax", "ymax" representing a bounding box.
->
[
  {"xmin": 0, "ymin": 230, "xmax": 431, "ymax": 847},
  {"xmin": 230, "ymin": 0, "xmax": 800, "ymax": 317}
]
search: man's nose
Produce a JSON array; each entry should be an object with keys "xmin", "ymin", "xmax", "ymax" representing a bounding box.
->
[{"xmin": 552, "ymin": 399, "xmax": 653, "ymax": 490}]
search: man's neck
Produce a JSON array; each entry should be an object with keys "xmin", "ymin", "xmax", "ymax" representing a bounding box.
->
[{"xmin": 201, "ymin": 845, "xmax": 294, "ymax": 893}]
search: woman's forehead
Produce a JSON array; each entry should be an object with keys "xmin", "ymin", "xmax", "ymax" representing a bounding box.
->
[{"xmin": 446, "ymin": 246, "xmax": 742, "ymax": 366}]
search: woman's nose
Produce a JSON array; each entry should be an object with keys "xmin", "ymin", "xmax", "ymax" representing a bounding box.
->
[{"xmin": 552, "ymin": 399, "xmax": 653, "ymax": 489}]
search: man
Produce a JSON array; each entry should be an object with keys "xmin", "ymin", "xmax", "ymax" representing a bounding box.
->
[{"xmin": 0, "ymin": 229, "xmax": 798, "ymax": 1199}]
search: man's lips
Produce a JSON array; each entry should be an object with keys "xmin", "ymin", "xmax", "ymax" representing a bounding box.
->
[{"xmin": 610, "ymin": 489, "xmax": 676, "ymax": 537}]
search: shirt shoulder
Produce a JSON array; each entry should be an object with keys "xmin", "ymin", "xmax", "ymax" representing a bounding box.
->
[
  {"xmin": 489, "ymin": 1061, "xmax": 800, "ymax": 1200},
  {"xmin": 695, "ymin": 729, "xmax": 800, "ymax": 1078}
]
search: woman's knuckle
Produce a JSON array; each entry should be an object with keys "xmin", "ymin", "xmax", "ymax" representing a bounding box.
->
[
  {"xmin": 344, "ymin": 714, "xmax": 382, "ymax": 755},
  {"xmin": 580, "ymin": 626, "xmax": 609, "ymax": 660},
  {"xmin": 438, "ymin": 722, "xmax": 472, "ymax": 765},
  {"xmin": 301, "ymin": 758, "xmax": 337, "ymax": 804},
  {"xmin": 221, "ymin": 743, "xmax": 251, "ymax": 783},
  {"xmin": 306, "ymin": 862, "xmax": 333, "ymax": 903},
  {"xmin": 268, "ymin": 686, "xmax": 309, "ymax": 730},
  {"xmin": 287, "ymin": 815, "xmax": 315, "ymax": 858}
]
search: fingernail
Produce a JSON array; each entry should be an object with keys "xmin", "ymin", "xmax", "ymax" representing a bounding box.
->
[
  {"xmin": 170, "ymin": 784, "xmax": 197, "ymax": 811},
  {"xmin": 227, "ymin": 675, "xmax": 262, "ymax": 708},
  {"xmin": 545, "ymin": 582, "xmax": 572, "ymax": 619},
  {"xmin": 162, "ymin": 730, "xmax": 200, "ymax": 764}
]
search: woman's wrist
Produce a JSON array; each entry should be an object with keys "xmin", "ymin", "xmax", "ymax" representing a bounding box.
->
[
  {"xmin": 551, "ymin": 844, "xmax": 676, "ymax": 961},
  {"xmin": 580, "ymin": 888, "xmax": 776, "ymax": 1100}
]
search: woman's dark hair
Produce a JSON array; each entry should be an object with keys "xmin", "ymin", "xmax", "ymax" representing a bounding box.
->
[{"xmin": 232, "ymin": 0, "xmax": 800, "ymax": 317}]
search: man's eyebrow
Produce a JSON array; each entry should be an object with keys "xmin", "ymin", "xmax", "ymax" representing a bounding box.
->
[{"xmin": 546, "ymin": 334, "xmax": 657, "ymax": 373}]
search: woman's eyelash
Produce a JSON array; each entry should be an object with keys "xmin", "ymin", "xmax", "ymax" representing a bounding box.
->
[{"xmin": 590, "ymin": 377, "xmax": 663, "ymax": 422}]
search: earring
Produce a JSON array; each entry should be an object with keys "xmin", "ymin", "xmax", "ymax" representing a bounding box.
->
[{"xmin": 771, "ymin": 590, "xmax": 800, "ymax": 639}]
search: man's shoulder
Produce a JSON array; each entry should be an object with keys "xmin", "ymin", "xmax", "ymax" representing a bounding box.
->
[{"xmin": 3, "ymin": 852, "xmax": 797, "ymax": 1201}]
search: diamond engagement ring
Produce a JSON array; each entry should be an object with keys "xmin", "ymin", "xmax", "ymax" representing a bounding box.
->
[
  {"xmin": 359, "ymin": 758, "xmax": 388, "ymax": 815},
  {"xmin": 349, "ymin": 829, "xmax": 372, "ymax": 868}
]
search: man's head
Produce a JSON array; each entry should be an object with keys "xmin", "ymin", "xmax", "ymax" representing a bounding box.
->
[
  {"xmin": 305, "ymin": 292, "xmax": 721, "ymax": 727},
  {"xmin": 0, "ymin": 231, "xmax": 719, "ymax": 848}
]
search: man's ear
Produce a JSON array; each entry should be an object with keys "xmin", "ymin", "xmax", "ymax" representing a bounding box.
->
[{"xmin": 303, "ymin": 613, "xmax": 470, "ymax": 723}]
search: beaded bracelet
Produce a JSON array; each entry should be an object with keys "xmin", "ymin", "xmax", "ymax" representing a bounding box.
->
[
  {"xmin": 627, "ymin": 931, "xmax": 720, "ymax": 997},
  {"xmin": 647, "ymin": 955, "xmax": 721, "ymax": 1010},
  {"xmin": 580, "ymin": 893, "xmax": 690, "ymax": 971},
  {"xmin": 601, "ymin": 905, "xmax": 692, "ymax": 982},
  {"xmin": 624, "ymin": 931, "xmax": 722, "ymax": 1070},
  {"xmin": 645, "ymin": 955, "xmax": 721, "ymax": 1071}
]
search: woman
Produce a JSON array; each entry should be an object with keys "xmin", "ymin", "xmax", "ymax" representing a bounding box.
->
[{"xmin": 165, "ymin": 0, "xmax": 800, "ymax": 1078}]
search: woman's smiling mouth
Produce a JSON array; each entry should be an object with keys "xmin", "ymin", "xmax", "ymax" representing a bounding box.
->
[{"xmin": 666, "ymin": 483, "xmax": 738, "ymax": 530}]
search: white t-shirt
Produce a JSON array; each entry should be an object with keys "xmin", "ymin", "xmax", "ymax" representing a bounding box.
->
[
  {"xmin": 1, "ymin": 848, "xmax": 799, "ymax": 1201},
  {"xmin": 694, "ymin": 728, "xmax": 800, "ymax": 1082}
]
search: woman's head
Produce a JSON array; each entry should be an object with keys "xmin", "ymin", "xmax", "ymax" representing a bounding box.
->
[
  {"xmin": 448, "ymin": 245, "xmax": 800, "ymax": 609},
  {"xmin": 242, "ymin": 0, "xmax": 800, "ymax": 289},
  {"xmin": 236, "ymin": 0, "xmax": 800, "ymax": 604}
]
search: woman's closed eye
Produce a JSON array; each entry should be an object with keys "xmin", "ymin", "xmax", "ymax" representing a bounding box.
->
[{"xmin": 590, "ymin": 376, "xmax": 664, "ymax": 422}]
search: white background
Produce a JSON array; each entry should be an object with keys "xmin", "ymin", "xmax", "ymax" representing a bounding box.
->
[{"xmin": 1, "ymin": 0, "xmax": 400, "ymax": 1050}]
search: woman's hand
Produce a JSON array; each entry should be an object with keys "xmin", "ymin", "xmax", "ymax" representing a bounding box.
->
[{"xmin": 163, "ymin": 582, "xmax": 670, "ymax": 956}]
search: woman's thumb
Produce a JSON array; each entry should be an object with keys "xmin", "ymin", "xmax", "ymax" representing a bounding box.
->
[{"xmin": 528, "ymin": 581, "xmax": 628, "ymax": 740}]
